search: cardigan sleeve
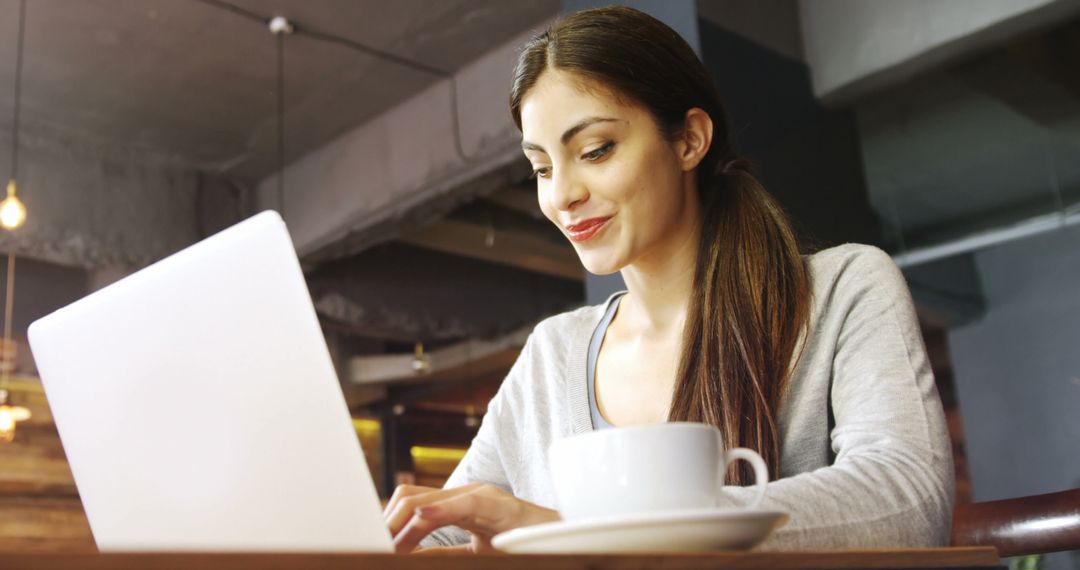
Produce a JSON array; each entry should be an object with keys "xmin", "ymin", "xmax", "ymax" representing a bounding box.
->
[{"xmin": 722, "ymin": 246, "xmax": 955, "ymax": 549}]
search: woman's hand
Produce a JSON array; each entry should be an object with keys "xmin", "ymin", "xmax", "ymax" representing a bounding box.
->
[{"xmin": 383, "ymin": 483, "xmax": 561, "ymax": 553}]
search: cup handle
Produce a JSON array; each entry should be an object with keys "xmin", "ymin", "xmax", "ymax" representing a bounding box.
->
[{"xmin": 721, "ymin": 447, "xmax": 769, "ymax": 509}]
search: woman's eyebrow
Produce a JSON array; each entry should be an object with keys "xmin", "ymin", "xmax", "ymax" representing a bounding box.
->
[
  {"xmin": 560, "ymin": 116, "xmax": 619, "ymax": 145},
  {"xmin": 521, "ymin": 116, "xmax": 619, "ymax": 153}
]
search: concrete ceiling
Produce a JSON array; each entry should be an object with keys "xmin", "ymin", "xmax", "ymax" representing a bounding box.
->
[
  {"xmin": 0, "ymin": 0, "xmax": 560, "ymax": 181},
  {"xmin": 0, "ymin": 0, "xmax": 580, "ymax": 356},
  {"xmin": 856, "ymin": 18, "xmax": 1080, "ymax": 250}
]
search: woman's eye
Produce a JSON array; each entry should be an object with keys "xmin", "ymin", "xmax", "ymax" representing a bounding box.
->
[
  {"xmin": 529, "ymin": 166, "xmax": 551, "ymax": 180},
  {"xmin": 582, "ymin": 141, "xmax": 614, "ymax": 161}
]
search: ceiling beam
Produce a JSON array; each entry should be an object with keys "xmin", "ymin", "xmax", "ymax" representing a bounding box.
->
[
  {"xmin": 800, "ymin": 0, "xmax": 1080, "ymax": 105},
  {"xmin": 307, "ymin": 242, "xmax": 582, "ymax": 344},
  {"xmin": 954, "ymin": 47, "xmax": 1080, "ymax": 151},
  {"xmin": 398, "ymin": 219, "xmax": 582, "ymax": 281},
  {"xmin": 483, "ymin": 187, "xmax": 546, "ymax": 220},
  {"xmin": 349, "ymin": 324, "xmax": 529, "ymax": 385}
]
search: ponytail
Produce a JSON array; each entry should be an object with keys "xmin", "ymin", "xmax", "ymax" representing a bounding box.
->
[{"xmin": 669, "ymin": 160, "xmax": 810, "ymax": 485}]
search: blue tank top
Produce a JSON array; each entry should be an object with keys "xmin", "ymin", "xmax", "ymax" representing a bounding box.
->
[{"xmin": 586, "ymin": 292, "xmax": 626, "ymax": 430}]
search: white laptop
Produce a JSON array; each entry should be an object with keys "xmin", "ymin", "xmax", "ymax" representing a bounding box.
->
[{"xmin": 27, "ymin": 211, "xmax": 395, "ymax": 553}]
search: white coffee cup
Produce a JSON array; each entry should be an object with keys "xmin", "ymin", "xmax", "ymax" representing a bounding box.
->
[{"xmin": 548, "ymin": 422, "xmax": 768, "ymax": 521}]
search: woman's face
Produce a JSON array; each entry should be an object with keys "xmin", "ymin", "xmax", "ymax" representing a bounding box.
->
[{"xmin": 519, "ymin": 69, "xmax": 703, "ymax": 276}]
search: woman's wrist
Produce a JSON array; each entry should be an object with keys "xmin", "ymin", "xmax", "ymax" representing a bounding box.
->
[{"xmin": 519, "ymin": 503, "xmax": 562, "ymax": 528}]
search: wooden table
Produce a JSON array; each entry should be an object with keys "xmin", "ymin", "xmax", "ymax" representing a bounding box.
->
[{"xmin": 0, "ymin": 547, "xmax": 1001, "ymax": 569}]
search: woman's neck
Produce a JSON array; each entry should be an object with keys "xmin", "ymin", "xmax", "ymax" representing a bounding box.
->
[{"xmin": 617, "ymin": 212, "xmax": 701, "ymax": 341}]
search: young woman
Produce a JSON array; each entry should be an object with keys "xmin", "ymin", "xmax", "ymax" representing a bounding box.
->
[{"xmin": 383, "ymin": 6, "xmax": 954, "ymax": 553}]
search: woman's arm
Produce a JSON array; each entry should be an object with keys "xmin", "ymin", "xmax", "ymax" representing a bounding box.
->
[{"xmin": 725, "ymin": 247, "xmax": 955, "ymax": 549}]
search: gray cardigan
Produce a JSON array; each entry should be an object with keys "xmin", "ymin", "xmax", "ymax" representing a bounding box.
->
[{"xmin": 422, "ymin": 244, "xmax": 955, "ymax": 549}]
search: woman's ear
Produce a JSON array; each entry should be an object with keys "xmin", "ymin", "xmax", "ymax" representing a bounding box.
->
[{"xmin": 676, "ymin": 108, "xmax": 713, "ymax": 171}]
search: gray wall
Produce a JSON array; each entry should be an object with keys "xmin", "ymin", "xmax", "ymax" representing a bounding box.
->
[
  {"xmin": 699, "ymin": 19, "xmax": 881, "ymax": 253},
  {"xmin": 0, "ymin": 257, "xmax": 89, "ymax": 375},
  {"xmin": 0, "ymin": 132, "xmax": 249, "ymax": 272},
  {"xmin": 0, "ymin": 133, "xmax": 203, "ymax": 270},
  {"xmin": 949, "ymin": 225, "xmax": 1080, "ymax": 568}
]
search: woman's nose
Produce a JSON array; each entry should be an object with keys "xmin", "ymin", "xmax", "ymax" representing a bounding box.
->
[{"xmin": 550, "ymin": 171, "xmax": 588, "ymax": 211}]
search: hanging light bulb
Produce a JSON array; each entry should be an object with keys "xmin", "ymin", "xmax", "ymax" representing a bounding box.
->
[
  {"xmin": 0, "ymin": 389, "xmax": 31, "ymax": 443},
  {"xmin": 0, "ymin": 408, "xmax": 15, "ymax": 442},
  {"xmin": 268, "ymin": 16, "xmax": 293, "ymax": 217},
  {"xmin": 411, "ymin": 342, "xmax": 431, "ymax": 374},
  {"xmin": 464, "ymin": 405, "xmax": 479, "ymax": 428},
  {"xmin": 0, "ymin": 181, "xmax": 27, "ymax": 230},
  {"xmin": 4, "ymin": 0, "xmax": 29, "ymax": 232}
]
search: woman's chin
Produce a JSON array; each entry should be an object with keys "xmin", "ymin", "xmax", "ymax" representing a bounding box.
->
[{"xmin": 578, "ymin": 255, "xmax": 624, "ymax": 277}]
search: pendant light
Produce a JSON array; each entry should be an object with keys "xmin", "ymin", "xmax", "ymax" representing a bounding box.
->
[
  {"xmin": 0, "ymin": 0, "xmax": 30, "ymax": 443},
  {"xmin": 0, "ymin": 389, "xmax": 31, "ymax": 443},
  {"xmin": 268, "ymin": 16, "xmax": 292, "ymax": 217},
  {"xmin": 2, "ymin": 0, "xmax": 28, "ymax": 231}
]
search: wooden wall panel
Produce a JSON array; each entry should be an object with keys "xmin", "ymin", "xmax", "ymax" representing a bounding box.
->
[
  {"xmin": 0, "ymin": 384, "xmax": 95, "ymax": 553},
  {"xmin": 0, "ymin": 497, "xmax": 94, "ymax": 553}
]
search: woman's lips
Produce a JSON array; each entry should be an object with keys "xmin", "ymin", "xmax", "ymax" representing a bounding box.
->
[{"xmin": 566, "ymin": 216, "xmax": 613, "ymax": 242}]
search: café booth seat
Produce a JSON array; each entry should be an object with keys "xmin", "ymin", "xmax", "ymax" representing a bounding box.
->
[{"xmin": 951, "ymin": 488, "xmax": 1080, "ymax": 556}]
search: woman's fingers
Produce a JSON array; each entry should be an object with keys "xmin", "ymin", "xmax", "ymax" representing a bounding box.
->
[
  {"xmin": 393, "ymin": 509, "xmax": 445, "ymax": 553},
  {"xmin": 415, "ymin": 490, "xmax": 511, "ymax": 530},
  {"xmin": 384, "ymin": 483, "xmax": 560, "ymax": 553},
  {"xmin": 393, "ymin": 487, "xmax": 512, "ymax": 553},
  {"xmin": 412, "ymin": 544, "xmax": 474, "ymax": 555},
  {"xmin": 384, "ymin": 484, "xmax": 482, "ymax": 537},
  {"xmin": 382, "ymin": 484, "xmax": 439, "ymax": 519}
]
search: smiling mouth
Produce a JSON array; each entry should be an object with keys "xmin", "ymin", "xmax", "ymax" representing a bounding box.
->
[{"xmin": 566, "ymin": 216, "xmax": 612, "ymax": 242}]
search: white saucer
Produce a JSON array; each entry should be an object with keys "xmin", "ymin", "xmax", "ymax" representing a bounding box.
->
[{"xmin": 491, "ymin": 508, "xmax": 789, "ymax": 554}]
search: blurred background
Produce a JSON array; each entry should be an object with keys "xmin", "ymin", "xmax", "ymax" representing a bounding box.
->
[{"xmin": 0, "ymin": 0, "xmax": 1077, "ymax": 566}]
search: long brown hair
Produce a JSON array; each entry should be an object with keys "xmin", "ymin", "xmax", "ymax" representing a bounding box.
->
[{"xmin": 509, "ymin": 6, "xmax": 811, "ymax": 485}]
